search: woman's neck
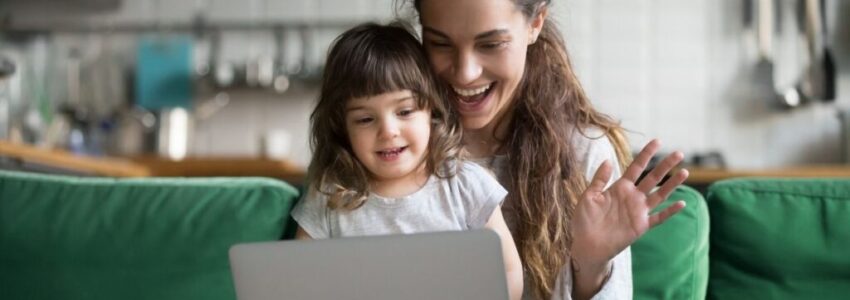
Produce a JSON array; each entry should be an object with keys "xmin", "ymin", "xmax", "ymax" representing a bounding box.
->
[
  {"xmin": 463, "ymin": 129, "xmax": 499, "ymax": 158},
  {"xmin": 463, "ymin": 116, "xmax": 511, "ymax": 158}
]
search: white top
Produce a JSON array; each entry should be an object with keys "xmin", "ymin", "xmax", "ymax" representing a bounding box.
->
[
  {"xmin": 291, "ymin": 161, "xmax": 507, "ymax": 238},
  {"xmin": 472, "ymin": 127, "xmax": 632, "ymax": 300}
]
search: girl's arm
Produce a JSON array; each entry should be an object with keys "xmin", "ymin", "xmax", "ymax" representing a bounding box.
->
[
  {"xmin": 294, "ymin": 226, "xmax": 314, "ymax": 240},
  {"xmin": 485, "ymin": 206, "xmax": 523, "ymax": 300}
]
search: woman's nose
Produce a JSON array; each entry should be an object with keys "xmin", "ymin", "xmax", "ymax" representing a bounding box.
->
[{"xmin": 453, "ymin": 51, "xmax": 482, "ymax": 85}]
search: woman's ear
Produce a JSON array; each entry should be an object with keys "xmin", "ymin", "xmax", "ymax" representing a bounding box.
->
[{"xmin": 528, "ymin": 5, "xmax": 548, "ymax": 44}]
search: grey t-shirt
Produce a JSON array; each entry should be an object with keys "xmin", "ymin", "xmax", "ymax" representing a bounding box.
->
[{"xmin": 292, "ymin": 161, "xmax": 507, "ymax": 238}]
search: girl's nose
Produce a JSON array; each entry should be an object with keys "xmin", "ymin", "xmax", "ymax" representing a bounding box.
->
[
  {"xmin": 378, "ymin": 118, "xmax": 400, "ymax": 139},
  {"xmin": 453, "ymin": 51, "xmax": 482, "ymax": 85}
]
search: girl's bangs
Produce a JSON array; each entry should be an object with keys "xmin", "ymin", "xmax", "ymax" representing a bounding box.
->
[{"xmin": 346, "ymin": 47, "xmax": 431, "ymax": 108}]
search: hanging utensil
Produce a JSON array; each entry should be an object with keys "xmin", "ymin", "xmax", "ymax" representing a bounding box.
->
[
  {"xmin": 749, "ymin": 0, "xmax": 787, "ymax": 107},
  {"xmin": 0, "ymin": 54, "xmax": 15, "ymax": 140},
  {"xmin": 800, "ymin": 0, "xmax": 836, "ymax": 101},
  {"xmin": 0, "ymin": 55, "xmax": 14, "ymax": 78}
]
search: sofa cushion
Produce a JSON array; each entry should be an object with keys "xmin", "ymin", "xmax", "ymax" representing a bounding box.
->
[
  {"xmin": 0, "ymin": 170, "xmax": 299, "ymax": 300},
  {"xmin": 632, "ymin": 185, "xmax": 710, "ymax": 300},
  {"xmin": 706, "ymin": 178, "xmax": 850, "ymax": 299}
]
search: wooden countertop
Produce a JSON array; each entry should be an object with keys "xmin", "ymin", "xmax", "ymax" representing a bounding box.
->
[
  {"xmin": 4, "ymin": 139, "xmax": 846, "ymax": 186},
  {"xmin": 131, "ymin": 156, "xmax": 306, "ymax": 184},
  {"xmin": 0, "ymin": 140, "xmax": 306, "ymax": 183},
  {"xmin": 0, "ymin": 140, "xmax": 150, "ymax": 177},
  {"xmin": 685, "ymin": 166, "xmax": 850, "ymax": 185}
]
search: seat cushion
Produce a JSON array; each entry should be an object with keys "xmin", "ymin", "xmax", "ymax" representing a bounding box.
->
[
  {"xmin": 632, "ymin": 185, "xmax": 709, "ymax": 300},
  {"xmin": 706, "ymin": 178, "xmax": 850, "ymax": 300},
  {"xmin": 0, "ymin": 170, "xmax": 299, "ymax": 300}
]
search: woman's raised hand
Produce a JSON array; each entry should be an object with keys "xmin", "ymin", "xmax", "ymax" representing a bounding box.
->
[{"xmin": 571, "ymin": 139, "xmax": 689, "ymax": 268}]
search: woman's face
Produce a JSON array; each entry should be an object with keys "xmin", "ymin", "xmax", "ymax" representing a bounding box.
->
[{"xmin": 419, "ymin": 0, "xmax": 544, "ymax": 132}]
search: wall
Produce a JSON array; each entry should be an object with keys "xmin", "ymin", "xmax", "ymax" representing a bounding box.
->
[
  {"xmin": 2, "ymin": 0, "xmax": 848, "ymax": 169},
  {"xmin": 557, "ymin": 0, "xmax": 848, "ymax": 168}
]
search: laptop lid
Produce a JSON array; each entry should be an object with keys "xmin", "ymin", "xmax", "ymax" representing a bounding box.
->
[{"xmin": 229, "ymin": 230, "xmax": 509, "ymax": 300}]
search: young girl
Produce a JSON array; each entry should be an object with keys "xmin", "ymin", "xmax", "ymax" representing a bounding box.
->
[{"xmin": 290, "ymin": 22, "xmax": 523, "ymax": 299}]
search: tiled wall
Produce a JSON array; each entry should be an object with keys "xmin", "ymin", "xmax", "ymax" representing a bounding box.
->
[
  {"xmin": 557, "ymin": 0, "xmax": 848, "ymax": 168},
  {"xmin": 5, "ymin": 0, "xmax": 849, "ymax": 169},
  {"xmin": 556, "ymin": 0, "xmax": 711, "ymax": 156}
]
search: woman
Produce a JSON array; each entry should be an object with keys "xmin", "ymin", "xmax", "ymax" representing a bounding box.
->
[{"xmin": 405, "ymin": 0, "xmax": 689, "ymax": 299}]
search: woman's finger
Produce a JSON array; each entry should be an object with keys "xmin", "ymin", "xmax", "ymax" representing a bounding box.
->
[
  {"xmin": 647, "ymin": 168, "xmax": 689, "ymax": 209},
  {"xmin": 636, "ymin": 151, "xmax": 684, "ymax": 194},
  {"xmin": 622, "ymin": 139, "xmax": 661, "ymax": 183},
  {"xmin": 649, "ymin": 200, "xmax": 686, "ymax": 228},
  {"xmin": 587, "ymin": 160, "xmax": 613, "ymax": 195}
]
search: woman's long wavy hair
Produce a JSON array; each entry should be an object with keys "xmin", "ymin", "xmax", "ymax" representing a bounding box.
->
[
  {"xmin": 408, "ymin": 1, "xmax": 631, "ymax": 298},
  {"xmin": 308, "ymin": 22, "xmax": 463, "ymax": 210}
]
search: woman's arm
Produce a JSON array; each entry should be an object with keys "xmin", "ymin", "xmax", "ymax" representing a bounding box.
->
[
  {"xmin": 571, "ymin": 140, "xmax": 688, "ymax": 300},
  {"xmin": 484, "ymin": 206, "xmax": 523, "ymax": 300}
]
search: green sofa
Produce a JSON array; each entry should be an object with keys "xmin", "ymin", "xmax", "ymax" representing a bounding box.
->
[
  {"xmin": 0, "ymin": 170, "xmax": 300, "ymax": 300},
  {"xmin": 633, "ymin": 178, "xmax": 850, "ymax": 300},
  {"xmin": 4, "ymin": 169, "xmax": 848, "ymax": 300}
]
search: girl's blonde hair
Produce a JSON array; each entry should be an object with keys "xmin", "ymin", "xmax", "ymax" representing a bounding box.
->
[{"xmin": 308, "ymin": 22, "xmax": 463, "ymax": 210}]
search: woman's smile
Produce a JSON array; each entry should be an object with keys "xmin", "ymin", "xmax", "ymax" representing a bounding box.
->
[{"xmin": 453, "ymin": 82, "xmax": 496, "ymax": 113}]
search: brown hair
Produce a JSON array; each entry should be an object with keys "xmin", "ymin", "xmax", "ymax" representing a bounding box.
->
[
  {"xmin": 408, "ymin": 1, "xmax": 631, "ymax": 298},
  {"xmin": 308, "ymin": 22, "xmax": 463, "ymax": 210}
]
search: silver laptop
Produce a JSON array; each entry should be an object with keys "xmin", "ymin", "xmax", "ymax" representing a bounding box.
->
[{"xmin": 229, "ymin": 230, "xmax": 509, "ymax": 300}]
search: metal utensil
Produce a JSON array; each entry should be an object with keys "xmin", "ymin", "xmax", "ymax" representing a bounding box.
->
[
  {"xmin": 750, "ymin": 0, "xmax": 787, "ymax": 107},
  {"xmin": 800, "ymin": 0, "xmax": 835, "ymax": 101}
]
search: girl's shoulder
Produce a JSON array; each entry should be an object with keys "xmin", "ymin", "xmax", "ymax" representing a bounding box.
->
[
  {"xmin": 444, "ymin": 159, "xmax": 497, "ymax": 180},
  {"xmin": 450, "ymin": 160, "xmax": 504, "ymax": 196}
]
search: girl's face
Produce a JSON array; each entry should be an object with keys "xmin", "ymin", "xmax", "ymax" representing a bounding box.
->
[
  {"xmin": 420, "ymin": 0, "xmax": 544, "ymax": 132},
  {"xmin": 345, "ymin": 90, "xmax": 431, "ymax": 187}
]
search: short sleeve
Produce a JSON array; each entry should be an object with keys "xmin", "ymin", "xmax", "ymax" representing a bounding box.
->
[
  {"xmin": 571, "ymin": 127, "xmax": 623, "ymax": 189},
  {"xmin": 457, "ymin": 161, "xmax": 508, "ymax": 229},
  {"xmin": 290, "ymin": 188, "xmax": 332, "ymax": 239}
]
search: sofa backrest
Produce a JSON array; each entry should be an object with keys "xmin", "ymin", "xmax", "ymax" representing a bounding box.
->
[
  {"xmin": 632, "ymin": 185, "xmax": 710, "ymax": 300},
  {"xmin": 706, "ymin": 178, "xmax": 850, "ymax": 300},
  {"xmin": 0, "ymin": 170, "xmax": 300, "ymax": 300}
]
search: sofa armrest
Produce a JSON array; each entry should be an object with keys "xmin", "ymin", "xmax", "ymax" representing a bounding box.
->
[{"xmin": 633, "ymin": 185, "xmax": 710, "ymax": 300}]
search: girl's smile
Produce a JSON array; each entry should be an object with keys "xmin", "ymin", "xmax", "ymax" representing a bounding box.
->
[
  {"xmin": 376, "ymin": 146, "xmax": 408, "ymax": 161},
  {"xmin": 345, "ymin": 90, "xmax": 431, "ymax": 197}
]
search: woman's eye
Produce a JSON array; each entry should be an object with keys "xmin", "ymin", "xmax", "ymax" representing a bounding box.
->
[
  {"xmin": 480, "ymin": 41, "xmax": 506, "ymax": 50},
  {"xmin": 427, "ymin": 40, "xmax": 451, "ymax": 48}
]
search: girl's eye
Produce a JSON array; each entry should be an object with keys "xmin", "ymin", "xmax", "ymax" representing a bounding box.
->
[
  {"xmin": 398, "ymin": 109, "xmax": 414, "ymax": 117},
  {"xmin": 354, "ymin": 117, "xmax": 373, "ymax": 124}
]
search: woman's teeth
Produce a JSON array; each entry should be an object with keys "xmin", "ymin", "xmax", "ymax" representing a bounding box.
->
[{"xmin": 453, "ymin": 84, "xmax": 491, "ymax": 97}]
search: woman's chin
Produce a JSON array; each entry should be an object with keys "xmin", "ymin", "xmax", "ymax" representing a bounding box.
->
[{"xmin": 460, "ymin": 116, "xmax": 494, "ymax": 131}]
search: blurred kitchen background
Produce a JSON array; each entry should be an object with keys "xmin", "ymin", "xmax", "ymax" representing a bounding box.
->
[{"xmin": 0, "ymin": 0, "xmax": 848, "ymax": 183}]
